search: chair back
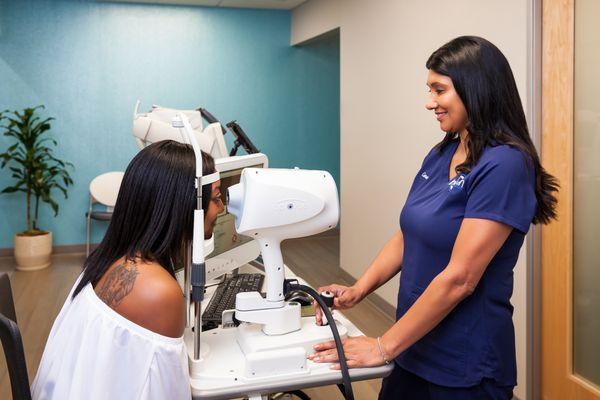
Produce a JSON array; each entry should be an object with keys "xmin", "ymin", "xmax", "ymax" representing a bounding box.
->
[
  {"xmin": 0, "ymin": 273, "xmax": 32, "ymax": 400},
  {"xmin": 0, "ymin": 273, "xmax": 17, "ymax": 322},
  {"xmin": 89, "ymin": 171, "xmax": 124, "ymax": 209}
]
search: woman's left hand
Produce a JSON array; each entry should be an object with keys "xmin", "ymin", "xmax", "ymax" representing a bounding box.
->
[{"xmin": 307, "ymin": 336, "xmax": 385, "ymax": 369}]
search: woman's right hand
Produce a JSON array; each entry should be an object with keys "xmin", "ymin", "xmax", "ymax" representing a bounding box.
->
[{"xmin": 313, "ymin": 284, "xmax": 365, "ymax": 325}]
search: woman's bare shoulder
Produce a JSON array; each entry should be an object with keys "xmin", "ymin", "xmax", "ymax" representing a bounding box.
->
[{"xmin": 96, "ymin": 259, "xmax": 185, "ymax": 338}]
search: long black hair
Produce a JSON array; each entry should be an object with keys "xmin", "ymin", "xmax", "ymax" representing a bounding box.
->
[
  {"xmin": 73, "ymin": 140, "xmax": 216, "ymax": 298},
  {"xmin": 426, "ymin": 36, "xmax": 558, "ymax": 224}
]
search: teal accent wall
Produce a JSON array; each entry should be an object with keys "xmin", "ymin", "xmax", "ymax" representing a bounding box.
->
[{"xmin": 0, "ymin": 0, "xmax": 340, "ymax": 248}]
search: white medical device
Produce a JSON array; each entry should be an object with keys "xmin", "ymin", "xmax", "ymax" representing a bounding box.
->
[
  {"xmin": 170, "ymin": 112, "xmax": 216, "ymax": 359},
  {"xmin": 136, "ymin": 103, "xmax": 365, "ymax": 398},
  {"xmin": 134, "ymin": 104, "xmax": 267, "ymax": 362},
  {"xmin": 203, "ymin": 166, "xmax": 352, "ymax": 398},
  {"xmin": 132, "ymin": 101, "xmax": 268, "ymax": 286},
  {"xmin": 227, "ymin": 168, "xmax": 339, "ymax": 335},
  {"xmin": 132, "ymin": 101, "xmax": 229, "ymax": 159}
]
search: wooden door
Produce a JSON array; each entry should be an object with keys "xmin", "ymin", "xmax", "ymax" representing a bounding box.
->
[{"xmin": 541, "ymin": 0, "xmax": 600, "ymax": 399}]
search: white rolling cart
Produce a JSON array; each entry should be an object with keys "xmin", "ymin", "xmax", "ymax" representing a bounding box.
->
[{"xmin": 188, "ymin": 264, "xmax": 394, "ymax": 400}]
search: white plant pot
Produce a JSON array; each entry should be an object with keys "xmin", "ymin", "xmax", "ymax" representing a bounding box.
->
[{"xmin": 14, "ymin": 231, "xmax": 52, "ymax": 271}]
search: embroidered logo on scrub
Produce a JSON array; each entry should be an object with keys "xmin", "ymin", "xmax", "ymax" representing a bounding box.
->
[
  {"xmin": 421, "ymin": 172, "xmax": 429, "ymax": 180},
  {"xmin": 448, "ymin": 175, "xmax": 465, "ymax": 191}
]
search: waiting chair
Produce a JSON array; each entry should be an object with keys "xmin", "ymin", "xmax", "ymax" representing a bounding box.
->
[
  {"xmin": 86, "ymin": 171, "xmax": 124, "ymax": 256},
  {"xmin": 0, "ymin": 273, "xmax": 32, "ymax": 400}
]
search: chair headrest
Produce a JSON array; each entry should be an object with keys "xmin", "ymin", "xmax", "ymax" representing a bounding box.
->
[{"xmin": 89, "ymin": 171, "xmax": 125, "ymax": 206}]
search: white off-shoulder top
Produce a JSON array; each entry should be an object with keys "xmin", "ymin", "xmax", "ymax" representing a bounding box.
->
[{"xmin": 31, "ymin": 276, "xmax": 191, "ymax": 400}]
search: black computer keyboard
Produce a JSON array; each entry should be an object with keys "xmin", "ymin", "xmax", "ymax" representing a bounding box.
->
[{"xmin": 201, "ymin": 273, "xmax": 264, "ymax": 329}]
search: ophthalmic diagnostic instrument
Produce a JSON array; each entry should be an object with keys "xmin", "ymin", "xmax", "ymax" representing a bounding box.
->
[{"xmin": 133, "ymin": 103, "xmax": 392, "ymax": 400}]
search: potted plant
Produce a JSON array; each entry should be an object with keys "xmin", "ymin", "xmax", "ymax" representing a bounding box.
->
[{"xmin": 0, "ymin": 106, "xmax": 74, "ymax": 271}]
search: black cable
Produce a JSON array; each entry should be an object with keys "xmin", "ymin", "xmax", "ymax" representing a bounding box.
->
[
  {"xmin": 284, "ymin": 280, "xmax": 354, "ymax": 400},
  {"xmin": 289, "ymin": 390, "xmax": 311, "ymax": 400},
  {"xmin": 197, "ymin": 107, "xmax": 228, "ymax": 135}
]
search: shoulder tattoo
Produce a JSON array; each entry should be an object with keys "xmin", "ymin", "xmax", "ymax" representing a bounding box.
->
[{"xmin": 97, "ymin": 262, "xmax": 139, "ymax": 308}]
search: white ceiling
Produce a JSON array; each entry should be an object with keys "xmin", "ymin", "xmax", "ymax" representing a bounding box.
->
[{"xmin": 110, "ymin": 0, "xmax": 308, "ymax": 10}]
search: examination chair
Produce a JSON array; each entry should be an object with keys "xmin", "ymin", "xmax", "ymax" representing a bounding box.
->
[{"xmin": 0, "ymin": 273, "xmax": 32, "ymax": 400}]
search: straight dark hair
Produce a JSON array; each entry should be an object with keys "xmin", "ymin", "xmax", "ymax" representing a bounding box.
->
[
  {"xmin": 426, "ymin": 36, "xmax": 558, "ymax": 224},
  {"xmin": 73, "ymin": 140, "xmax": 216, "ymax": 298}
]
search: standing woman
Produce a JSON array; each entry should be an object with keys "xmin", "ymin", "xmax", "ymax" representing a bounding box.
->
[{"xmin": 310, "ymin": 36, "xmax": 558, "ymax": 399}]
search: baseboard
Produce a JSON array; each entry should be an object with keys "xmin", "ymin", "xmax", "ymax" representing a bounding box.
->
[
  {"xmin": 312, "ymin": 227, "xmax": 340, "ymax": 238},
  {"xmin": 0, "ymin": 244, "xmax": 91, "ymax": 257},
  {"xmin": 336, "ymin": 267, "xmax": 396, "ymax": 321},
  {"xmin": 53, "ymin": 244, "xmax": 88, "ymax": 254},
  {"xmin": 0, "ymin": 229, "xmax": 341, "ymax": 257}
]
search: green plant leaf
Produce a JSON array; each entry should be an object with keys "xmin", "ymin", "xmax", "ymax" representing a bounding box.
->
[
  {"xmin": 0, "ymin": 106, "xmax": 74, "ymax": 223},
  {"xmin": 6, "ymin": 143, "xmax": 19, "ymax": 152}
]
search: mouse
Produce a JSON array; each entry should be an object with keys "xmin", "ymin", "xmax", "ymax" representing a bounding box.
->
[{"xmin": 286, "ymin": 290, "xmax": 313, "ymax": 307}]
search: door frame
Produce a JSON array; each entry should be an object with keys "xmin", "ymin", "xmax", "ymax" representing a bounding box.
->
[{"xmin": 528, "ymin": 1, "xmax": 542, "ymax": 399}]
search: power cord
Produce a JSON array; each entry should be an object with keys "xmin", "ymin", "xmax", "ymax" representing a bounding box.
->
[{"xmin": 284, "ymin": 279, "xmax": 354, "ymax": 400}]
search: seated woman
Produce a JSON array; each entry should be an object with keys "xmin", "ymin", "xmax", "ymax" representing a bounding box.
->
[{"xmin": 31, "ymin": 140, "xmax": 224, "ymax": 400}]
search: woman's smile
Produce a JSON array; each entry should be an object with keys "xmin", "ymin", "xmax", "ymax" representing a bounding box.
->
[{"xmin": 426, "ymin": 70, "xmax": 468, "ymax": 134}]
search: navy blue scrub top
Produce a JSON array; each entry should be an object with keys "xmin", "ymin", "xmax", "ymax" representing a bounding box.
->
[{"xmin": 396, "ymin": 139, "xmax": 537, "ymax": 388}]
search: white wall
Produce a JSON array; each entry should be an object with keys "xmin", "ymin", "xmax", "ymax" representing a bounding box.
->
[{"xmin": 291, "ymin": 1, "xmax": 530, "ymax": 398}]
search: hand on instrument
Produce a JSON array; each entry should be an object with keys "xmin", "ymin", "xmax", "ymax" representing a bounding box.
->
[
  {"xmin": 307, "ymin": 336, "xmax": 387, "ymax": 369},
  {"xmin": 313, "ymin": 284, "xmax": 365, "ymax": 326}
]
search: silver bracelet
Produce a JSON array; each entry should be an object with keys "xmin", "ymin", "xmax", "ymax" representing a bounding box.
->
[{"xmin": 377, "ymin": 336, "xmax": 391, "ymax": 365}]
